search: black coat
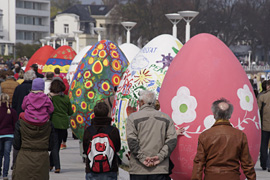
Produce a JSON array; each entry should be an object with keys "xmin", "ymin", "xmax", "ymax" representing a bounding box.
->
[
  {"xmin": 12, "ymin": 80, "xmax": 32, "ymax": 116},
  {"xmin": 83, "ymin": 117, "xmax": 121, "ymax": 173}
]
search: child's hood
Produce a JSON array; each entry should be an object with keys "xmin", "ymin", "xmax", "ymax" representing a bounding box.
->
[{"xmin": 27, "ymin": 92, "xmax": 51, "ymax": 109}]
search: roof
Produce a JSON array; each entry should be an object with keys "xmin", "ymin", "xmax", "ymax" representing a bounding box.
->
[
  {"xmin": 53, "ymin": 4, "xmax": 113, "ymax": 21},
  {"xmin": 89, "ymin": 5, "xmax": 113, "ymax": 16}
]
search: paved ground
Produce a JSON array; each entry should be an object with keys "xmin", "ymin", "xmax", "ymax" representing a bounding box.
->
[{"xmin": 3, "ymin": 129, "xmax": 270, "ymax": 180}]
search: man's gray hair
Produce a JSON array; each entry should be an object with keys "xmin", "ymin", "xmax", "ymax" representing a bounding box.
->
[
  {"xmin": 24, "ymin": 70, "xmax": 36, "ymax": 80},
  {"xmin": 138, "ymin": 90, "xmax": 156, "ymax": 106},
  {"xmin": 211, "ymin": 98, "xmax": 234, "ymax": 120}
]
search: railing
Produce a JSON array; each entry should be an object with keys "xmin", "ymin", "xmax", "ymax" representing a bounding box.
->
[{"xmin": 243, "ymin": 65, "xmax": 270, "ymax": 72}]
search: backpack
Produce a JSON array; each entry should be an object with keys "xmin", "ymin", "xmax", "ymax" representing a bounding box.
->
[{"xmin": 87, "ymin": 126, "xmax": 115, "ymax": 173}]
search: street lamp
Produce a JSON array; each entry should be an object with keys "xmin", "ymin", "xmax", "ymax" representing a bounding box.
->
[
  {"xmin": 62, "ymin": 34, "xmax": 69, "ymax": 46},
  {"xmin": 248, "ymin": 50, "xmax": 252, "ymax": 70},
  {"xmin": 121, "ymin": 21, "xmax": 137, "ymax": 44},
  {"xmin": 178, "ymin": 10, "xmax": 199, "ymax": 43},
  {"xmin": 50, "ymin": 35, "xmax": 57, "ymax": 49},
  {"xmin": 94, "ymin": 27, "xmax": 106, "ymax": 41},
  {"xmin": 165, "ymin": 13, "xmax": 183, "ymax": 38},
  {"xmin": 44, "ymin": 36, "xmax": 51, "ymax": 46},
  {"xmin": 40, "ymin": 39, "xmax": 46, "ymax": 46},
  {"xmin": 73, "ymin": 30, "xmax": 83, "ymax": 53}
]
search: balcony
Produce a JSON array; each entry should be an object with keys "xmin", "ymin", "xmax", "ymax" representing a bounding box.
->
[
  {"xmin": 16, "ymin": 8, "xmax": 49, "ymax": 17},
  {"xmin": 16, "ymin": 24, "xmax": 49, "ymax": 32}
]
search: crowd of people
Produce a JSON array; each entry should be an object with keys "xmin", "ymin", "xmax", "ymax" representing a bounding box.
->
[
  {"xmin": 0, "ymin": 56, "xmax": 267, "ymax": 180},
  {"xmin": 0, "ymin": 58, "xmax": 73, "ymax": 180}
]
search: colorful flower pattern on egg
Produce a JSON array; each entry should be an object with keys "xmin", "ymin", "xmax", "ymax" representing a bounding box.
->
[
  {"xmin": 69, "ymin": 40, "xmax": 129, "ymax": 140},
  {"xmin": 42, "ymin": 45, "xmax": 77, "ymax": 76},
  {"xmin": 112, "ymin": 34, "xmax": 183, "ymax": 164},
  {"xmin": 67, "ymin": 46, "xmax": 92, "ymax": 85},
  {"xmin": 159, "ymin": 33, "xmax": 260, "ymax": 180}
]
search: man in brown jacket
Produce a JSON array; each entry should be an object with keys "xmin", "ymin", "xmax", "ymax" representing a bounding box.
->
[
  {"xmin": 127, "ymin": 90, "xmax": 177, "ymax": 180},
  {"xmin": 1, "ymin": 70, "xmax": 19, "ymax": 105},
  {"xmin": 191, "ymin": 98, "xmax": 256, "ymax": 180}
]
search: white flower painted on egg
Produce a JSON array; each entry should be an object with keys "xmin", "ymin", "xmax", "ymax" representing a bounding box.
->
[
  {"xmin": 204, "ymin": 115, "xmax": 215, "ymax": 130},
  {"xmin": 171, "ymin": 86, "xmax": 197, "ymax": 125},
  {"xmin": 237, "ymin": 84, "xmax": 254, "ymax": 112}
]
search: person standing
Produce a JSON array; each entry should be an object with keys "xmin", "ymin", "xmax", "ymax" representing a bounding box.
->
[
  {"xmin": 12, "ymin": 70, "xmax": 36, "ymax": 117},
  {"xmin": 191, "ymin": 98, "xmax": 256, "ymax": 180},
  {"xmin": 30, "ymin": 64, "xmax": 44, "ymax": 78},
  {"xmin": 126, "ymin": 90, "xmax": 177, "ymax": 180},
  {"xmin": 12, "ymin": 113, "xmax": 54, "ymax": 180},
  {"xmin": 258, "ymin": 80, "xmax": 270, "ymax": 172},
  {"xmin": 44, "ymin": 72, "xmax": 54, "ymax": 95},
  {"xmin": 0, "ymin": 93, "xmax": 18, "ymax": 180},
  {"xmin": 83, "ymin": 102, "xmax": 121, "ymax": 180},
  {"xmin": 48, "ymin": 79, "xmax": 73, "ymax": 173},
  {"xmin": 0, "ymin": 70, "xmax": 19, "ymax": 105}
]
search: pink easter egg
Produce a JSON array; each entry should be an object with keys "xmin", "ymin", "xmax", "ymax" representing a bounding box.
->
[{"xmin": 159, "ymin": 33, "xmax": 260, "ymax": 180}]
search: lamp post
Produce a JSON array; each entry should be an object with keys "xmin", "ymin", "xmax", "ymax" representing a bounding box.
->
[
  {"xmin": 248, "ymin": 50, "xmax": 252, "ymax": 70},
  {"xmin": 93, "ymin": 27, "xmax": 106, "ymax": 41},
  {"xmin": 62, "ymin": 34, "xmax": 68, "ymax": 46},
  {"xmin": 50, "ymin": 35, "xmax": 57, "ymax": 49},
  {"xmin": 178, "ymin": 10, "xmax": 199, "ymax": 43},
  {"xmin": 40, "ymin": 39, "xmax": 46, "ymax": 46},
  {"xmin": 73, "ymin": 30, "xmax": 83, "ymax": 53},
  {"xmin": 121, "ymin": 21, "xmax": 137, "ymax": 44},
  {"xmin": 165, "ymin": 13, "xmax": 183, "ymax": 38},
  {"xmin": 44, "ymin": 36, "xmax": 51, "ymax": 46}
]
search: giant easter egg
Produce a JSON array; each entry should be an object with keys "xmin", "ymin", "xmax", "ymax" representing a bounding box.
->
[
  {"xmin": 119, "ymin": 43, "xmax": 140, "ymax": 62},
  {"xmin": 69, "ymin": 40, "xmax": 128, "ymax": 140},
  {"xmin": 25, "ymin": 45, "xmax": 55, "ymax": 73},
  {"xmin": 159, "ymin": 33, "xmax": 260, "ymax": 180},
  {"xmin": 42, "ymin": 45, "xmax": 77, "ymax": 76},
  {"xmin": 112, "ymin": 34, "xmax": 183, "ymax": 164},
  {"xmin": 66, "ymin": 46, "xmax": 92, "ymax": 84}
]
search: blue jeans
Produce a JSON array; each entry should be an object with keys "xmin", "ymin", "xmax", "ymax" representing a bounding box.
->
[
  {"xmin": 0, "ymin": 137, "xmax": 13, "ymax": 177},
  {"xmin": 260, "ymin": 130, "xmax": 270, "ymax": 169},
  {"xmin": 85, "ymin": 172, "xmax": 117, "ymax": 180}
]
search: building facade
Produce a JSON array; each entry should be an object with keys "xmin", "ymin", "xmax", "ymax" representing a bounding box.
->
[
  {"xmin": 0, "ymin": 0, "xmax": 50, "ymax": 56},
  {"xmin": 51, "ymin": 4, "xmax": 123, "ymax": 53}
]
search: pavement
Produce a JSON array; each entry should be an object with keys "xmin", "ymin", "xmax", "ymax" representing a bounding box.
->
[{"xmin": 3, "ymin": 128, "xmax": 270, "ymax": 180}]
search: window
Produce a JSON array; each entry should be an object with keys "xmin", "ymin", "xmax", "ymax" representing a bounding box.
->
[
  {"xmin": 25, "ymin": 32, "xmax": 33, "ymax": 40},
  {"xmin": 25, "ymin": 2, "xmax": 33, "ymax": 9},
  {"xmin": 64, "ymin": 24, "xmax": 69, "ymax": 33},
  {"xmin": 0, "ymin": 10, "xmax": 3, "ymax": 32},
  {"xmin": 68, "ymin": 42, "xmax": 73, "ymax": 47},
  {"xmin": 24, "ymin": 16, "xmax": 33, "ymax": 25},
  {"xmin": 16, "ymin": 1, "xmax": 24, "ymax": 8},
  {"xmin": 16, "ymin": 15, "xmax": 24, "ymax": 24},
  {"xmin": 33, "ymin": 3, "xmax": 41, "ymax": 10},
  {"xmin": 16, "ymin": 31, "xmax": 24, "ymax": 40}
]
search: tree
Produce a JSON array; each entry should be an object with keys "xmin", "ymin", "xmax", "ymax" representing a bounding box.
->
[
  {"xmin": 51, "ymin": 0, "xmax": 81, "ymax": 17},
  {"xmin": 113, "ymin": 0, "xmax": 194, "ymax": 44},
  {"xmin": 15, "ymin": 43, "xmax": 41, "ymax": 59}
]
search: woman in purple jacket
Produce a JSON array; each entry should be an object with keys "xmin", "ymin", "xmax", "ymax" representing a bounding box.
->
[{"xmin": 0, "ymin": 93, "xmax": 18, "ymax": 180}]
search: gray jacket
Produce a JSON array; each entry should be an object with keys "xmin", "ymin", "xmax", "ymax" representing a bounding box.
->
[
  {"xmin": 258, "ymin": 90, "xmax": 270, "ymax": 131},
  {"xmin": 126, "ymin": 104, "xmax": 177, "ymax": 174}
]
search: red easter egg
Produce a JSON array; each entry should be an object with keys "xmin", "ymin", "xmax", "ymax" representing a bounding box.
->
[
  {"xmin": 159, "ymin": 33, "xmax": 260, "ymax": 180},
  {"xmin": 25, "ymin": 45, "xmax": 55, "ymax": 73}
]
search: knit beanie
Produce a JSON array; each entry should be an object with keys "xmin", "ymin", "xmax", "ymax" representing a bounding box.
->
[{"xmin": 32, "ymin": 78, "xmax": 45, "ymax": 91}]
